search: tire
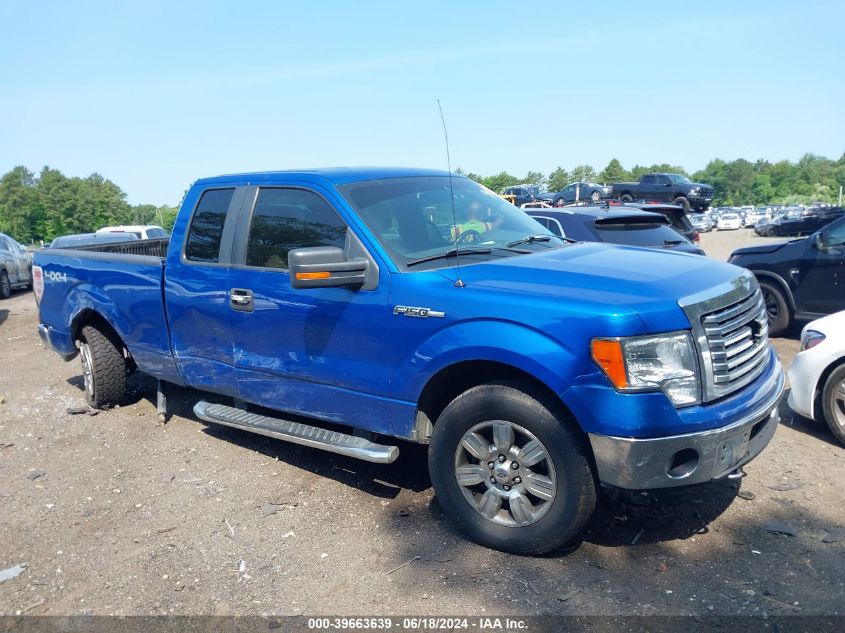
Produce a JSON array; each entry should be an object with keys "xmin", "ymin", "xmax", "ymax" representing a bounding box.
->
[
  {"xmin": 620, "ymin": 194, "xmax": 633, "ymax": 203},
  {"xmin": 759, "ymin": 281, "xmax": 790, "ymax": 337},
  {"xmin": 0, "ymin": 270, "xmax": 10, "ymax": 299},
  {"xmin": 821, "ymin": 365, "xmax": 845, "ymax": 446},
  {"xmin": 590, "ymin": 190, "xmax": 601, "ymax": 203},
  {"xmin": 428, "ymin": 381, "xmax": 596, "ymax": 555},
  {"xmin": 554, "ymin": 197, "xmax": 565, "ymax": 207},
  {"xmin": 79, "ymin": 325, "xmax": 128, "ymax": 408},
  {"xmin": 672, "ymin": 196, "xmax": 691, "ymax": 212}
]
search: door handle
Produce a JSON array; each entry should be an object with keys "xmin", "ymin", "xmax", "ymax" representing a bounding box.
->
[{"xmin": 229, "ymin": 288, "xmax": 254, "ymax": 312}]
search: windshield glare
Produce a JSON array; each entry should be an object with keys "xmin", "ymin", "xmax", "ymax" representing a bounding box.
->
[
  {"xmin": 339, "ymin": 176, "xmax": 564, "ymax": 269},
  {"xmin": 667, "ymin": 174, "xmax": 692, "ymax": 184}
]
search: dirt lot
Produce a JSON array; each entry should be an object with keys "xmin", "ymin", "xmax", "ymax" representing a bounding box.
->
[{"xmin": 1, "ymin": 229, "xmax": 843, "ymax": 617}]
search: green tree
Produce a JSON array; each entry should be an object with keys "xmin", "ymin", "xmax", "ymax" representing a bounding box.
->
[
  {"xmin": 597, "ymin": 159, "xmax": 628, "ymax": 184},
  {"xmin": 0, "ymin": 166, "xmax": 37, "ymax": 242},
  {"xmin": 547, "ymin": 167, "xmax": 570, "ymax": 192},
  {"xmin": 482, "ymin": 171, "xmax": 520, "ymax": 193},
  {"xmin": 570, "ymin": 165, "xmax": 597, "ymax": 183}
]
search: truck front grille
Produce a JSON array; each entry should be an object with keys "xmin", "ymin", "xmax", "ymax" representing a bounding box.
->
[
  {"xmin": 700, "ymin": 288, "xmax": 769, "ymax": 399},
  {"xmin": 679, "ymin": 271, "xmax": 772, "ymax": 403}
]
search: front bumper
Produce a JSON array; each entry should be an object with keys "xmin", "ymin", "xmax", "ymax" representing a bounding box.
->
[{"xmin": 589, "ymin": 367, "xmax": 784, "ymax": 489}]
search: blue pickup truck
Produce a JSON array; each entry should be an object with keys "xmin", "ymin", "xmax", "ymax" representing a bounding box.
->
[{"xmin": 34, "ymin": 168, "xmax": 783, "ymax": 554}]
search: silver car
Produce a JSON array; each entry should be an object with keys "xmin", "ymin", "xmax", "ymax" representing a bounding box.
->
[{"xmin": 0, "ymin": 232, "xmax": 33, "ymax": 299}]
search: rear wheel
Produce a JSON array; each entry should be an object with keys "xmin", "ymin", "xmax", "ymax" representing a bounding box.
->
[
  {"xmin": 428, "ymin": 382, "xmax": 596, "ymax": 555},
  {"xmin": 821, "ymin": 365, "xmax": 845, "ymax": 446},
  {"xmin": 0, "ymin": 271, "xmax": 10, "ymax": 299},
  {"xmin": 620, "ymin": 194, "xmax": 633, "ymax": 203},
  {"xmin": 672, "ymin": 196, "xmax": 691, "ymax": 212},
  {"xmin": 79, "ymin": 325, "xmax": 128, "ymax": 408},
  {"xmin": 759, "ymin": 281, "xmax": 790, "ymax": 336}
]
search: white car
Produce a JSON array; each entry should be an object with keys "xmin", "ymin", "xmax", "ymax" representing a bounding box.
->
[
  {"xmin": 716, "ymin": 213, "xmax": 742, "ymax": 230},
  {"xmin": 787, "ymin": 311, "xmax": 845, "ymax": 445},
  {"xmin": 96, "ymin": 225, "xmax": 169, "ymax": 240}
]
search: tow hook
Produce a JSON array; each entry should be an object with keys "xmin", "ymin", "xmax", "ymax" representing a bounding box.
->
[{"xmin": 727, "ymin": 467, "xmax": 746, "ymax": 480}]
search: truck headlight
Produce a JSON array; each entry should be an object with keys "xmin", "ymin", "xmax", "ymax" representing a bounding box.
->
[{"xmin": 591, "ymin": 332, "xmax": 701, "ymax": 407}]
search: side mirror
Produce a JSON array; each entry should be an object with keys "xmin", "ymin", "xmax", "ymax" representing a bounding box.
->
[
  {"xmin": 288, "ymin": 246, "xmax": 367, "ymax": 289},
  {"xmin": 814, "ymin": 233, "xmax": 825, "ymax": 250},
  {"xmin": 664, "ymin": 182, "xmax": 671, "ymax": 187}
]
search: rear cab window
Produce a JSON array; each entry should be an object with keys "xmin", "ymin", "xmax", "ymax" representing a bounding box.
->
[
  {"xmin": 595, "ymin": 222, "xmax": 687, "ymax": 247},
  {"xmin": 185, "ymin": 188, "xmax": 235, "ymax": 263}
]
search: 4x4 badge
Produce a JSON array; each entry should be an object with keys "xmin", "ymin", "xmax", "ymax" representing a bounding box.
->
[{"xmin": 393, "ymin": 305, "xmax": 445, "ymax": 318}]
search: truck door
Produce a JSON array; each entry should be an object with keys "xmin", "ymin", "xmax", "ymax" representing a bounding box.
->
[
  {"xmin": 637, "ymin": 175, "xmax": 655, "ymax": 200},
  {"xmin": 226, "ymin": 185, "xmax": 393, "ymax": 434},
  {"xmin": 654, "ymin": 175, "xmax": 672, "ymax": 201},
  {"xmin": 164, "ymin": 186, "xmax": 246, "ymax": 395}
]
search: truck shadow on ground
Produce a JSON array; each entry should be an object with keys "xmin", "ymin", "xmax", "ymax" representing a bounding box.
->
[{"xmin": 0, "ymin": 309, "xmax": 8, "ymax": 327}]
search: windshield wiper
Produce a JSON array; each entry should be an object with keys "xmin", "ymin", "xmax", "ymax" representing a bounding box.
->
[
  {"xmin": 406, "ymin": 247, "xmax": 493, "ymax": 267},
  {"xmin": 507, "ymin": 234, "xmax": 576, "ymax": 247}
]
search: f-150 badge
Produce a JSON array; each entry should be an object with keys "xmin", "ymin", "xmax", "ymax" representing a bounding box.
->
[{"xmin": 393, "ymin": 305, "xmax": 445, "ymax": 318}]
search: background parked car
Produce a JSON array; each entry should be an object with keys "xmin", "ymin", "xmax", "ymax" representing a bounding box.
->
[
  {"xmin": 0, "ymin": 232, "xmax": 33, "ymax": 298},
  {"xmin": 501, "ymin": 185, "xmax": 543, "ymax": 207},
  {"xmin": 728, "ymin": 214, "xmax": 845, "ymax": 335},
  {"xmin": 755, "ymin": 206, "xmax": 843, "ymax": 237},
  {"xmin": 717, "ymin": 213, "xmax": 742, "ymax": 230},
  {"xmin": 526, "ymin": 206, "xmax": 705, "ymax": 255},
  {"xmin": 788, "ymin": 311, "xmax": 845, "ymax": 446},
  {"xmin": 96, "ymin": 225, "xmax": 170, "ymax": 240},
  {"xmin": 50, "ymin": 232, "xmax": 140, "ymax": 249},
  {"xmin": 539, "ymin": 181, "xmax": 612, "ymax": 206},
  {"xmin": 690, "ymin": 213, "xmax": 713, "ymax": 232}
]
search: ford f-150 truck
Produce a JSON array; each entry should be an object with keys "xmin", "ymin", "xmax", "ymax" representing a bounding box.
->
[
  {"xmin": 34, "ymin": 168, "xmax": 783, "ymax": 555},
  {"xmin": 612, "ymin": 173, "xmax": 714, "ymax": 212}
]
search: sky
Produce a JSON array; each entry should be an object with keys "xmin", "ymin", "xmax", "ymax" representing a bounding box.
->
[{"xmin": 1, "ymin": 0, "xmax": 844, "ymax": 206}]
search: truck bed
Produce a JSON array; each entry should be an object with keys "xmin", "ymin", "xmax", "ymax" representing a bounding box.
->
[{"xmin": 34, "ymin": 239, "xmax": 181, "ymax": 383}]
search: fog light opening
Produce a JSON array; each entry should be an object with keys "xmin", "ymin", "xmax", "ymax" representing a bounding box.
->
[{"xmin": 666, "ymin": 448, "xmax": 700, "ymax": 479}]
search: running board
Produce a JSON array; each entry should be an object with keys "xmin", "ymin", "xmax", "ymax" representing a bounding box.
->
[{"xmin": 193, "ymin": 401, "xmax": 400, "ymax": 464}]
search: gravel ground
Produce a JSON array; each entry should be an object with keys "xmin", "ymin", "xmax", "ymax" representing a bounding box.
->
[{"xmin": 1, "ymin": 231, "xmax": 843, "ymax": 617}]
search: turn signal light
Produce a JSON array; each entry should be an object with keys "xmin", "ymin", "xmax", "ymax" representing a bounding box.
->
[
  {"xmin": 591, "ymin": 339, "xmax": 628, "ymax": 389},
  {"xmin": 295, "ymin": 271, "xmax": 331, "ymax": 280}
]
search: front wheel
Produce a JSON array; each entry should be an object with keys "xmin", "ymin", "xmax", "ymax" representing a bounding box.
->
[
  {"xmin": 821, "ymin": 365, "xmax": 845, "ymax": 446},
  {"xmin": 619, "ymin": 194, "xmax": 633, "ymax": 203},
  {"xmin": 428, "ymin": 382, "xmax": 596, "ymax": 555},
  {"xmin": 590, "ymin": 190, "xmax": 601, "ymax": 203},
  {"xmin": 759, "ymin": 281, "xmax": 790, "ymax": 336}
]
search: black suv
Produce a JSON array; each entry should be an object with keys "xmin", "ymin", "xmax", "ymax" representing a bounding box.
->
[
  {"xmin": 728, "ymin": 215, "xmax": 845, "ymax": 335},
  {"xmin": 620, "ymin": 202, "xmax": 699, "ymax": 246},
  {"xmin": 526, "ymin": 206, "xmax": 705, "ymax": 256},
  {"xmin": 755, "ymin": 206, "xmax": 843, "ymax": 237}
]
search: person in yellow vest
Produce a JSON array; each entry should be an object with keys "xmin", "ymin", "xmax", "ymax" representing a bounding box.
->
[{"xmin": 451, "ymin": 200, "xmax": 503, "ymax": 241}]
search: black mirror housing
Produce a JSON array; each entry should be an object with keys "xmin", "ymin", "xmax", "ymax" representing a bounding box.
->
[{"xmin": 289, "ymin": 246, "xmax": 368, "ymax": 289}]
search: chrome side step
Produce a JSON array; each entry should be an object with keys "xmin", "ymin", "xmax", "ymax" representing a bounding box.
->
[{"xmin": 193, "ymin": 401, "xmax": 400, "ymax": 464}]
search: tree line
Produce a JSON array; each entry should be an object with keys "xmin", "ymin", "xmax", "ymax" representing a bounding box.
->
[
  {"xmin": 0, "ymin": 165, "xmax": 179, "ymax": 245},
  {"xmin": 459, "ymin": 152, "xmax": 845, "ymax": 208},
  {"xmin": 1, "ymin": 154, "xmax": 844, "ymax": 244}
]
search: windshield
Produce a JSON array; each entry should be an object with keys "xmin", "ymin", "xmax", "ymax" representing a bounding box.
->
[
  {"xmin": 595, "ymin": 222, "xmax": 688, "ymax": 247},
  {"xmin": 338, "ymin": 176, "xmax": 565, "ymax": 270},
  {"xmin": 667, "ymin": 174, "xmax": 692, "ymax": 185}
]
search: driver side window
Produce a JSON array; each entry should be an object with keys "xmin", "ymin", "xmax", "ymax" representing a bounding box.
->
[{"xmin": 823, "ymin": 220, "xmax": 845, "ymax": 247}]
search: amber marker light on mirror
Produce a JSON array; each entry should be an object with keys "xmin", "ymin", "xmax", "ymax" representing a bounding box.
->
[{"xmin": 295, "ymin": 271, "xmax": 331, "ymax": 280}]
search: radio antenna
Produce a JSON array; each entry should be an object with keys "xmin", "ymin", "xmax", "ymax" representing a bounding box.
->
[{"xmin": 437, "ymin": 99, "xmax": 465, "ymax": 288}]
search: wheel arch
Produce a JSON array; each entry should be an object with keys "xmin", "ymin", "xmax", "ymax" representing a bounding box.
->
[
  {"xmin": 70, "ymin": 308, "xmax": 133, "ymax": 367},
  {"xmin": 413, "ymin": 359, "xmax": 579, "ymax": 444},
  {"xmin": 751, "ymin": 270, "xmax": 797, "ymax": 312},
  {"xmin": 813, "ymin": 357, "xmax": 845, "ymax": 421}
]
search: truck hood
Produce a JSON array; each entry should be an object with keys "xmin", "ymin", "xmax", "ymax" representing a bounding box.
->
[{"xmin": 454, "ymin": 242, "xmax": 744, "ymax": 332}]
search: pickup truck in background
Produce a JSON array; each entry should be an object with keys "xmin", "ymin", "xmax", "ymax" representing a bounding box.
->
[
  {"xmin": 34, "ymin": 167, "xmax": 783, "ymax": 555},
  {"xmin": 612, "ymin": 173, "xmax": 714, "ymax": 212}
]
